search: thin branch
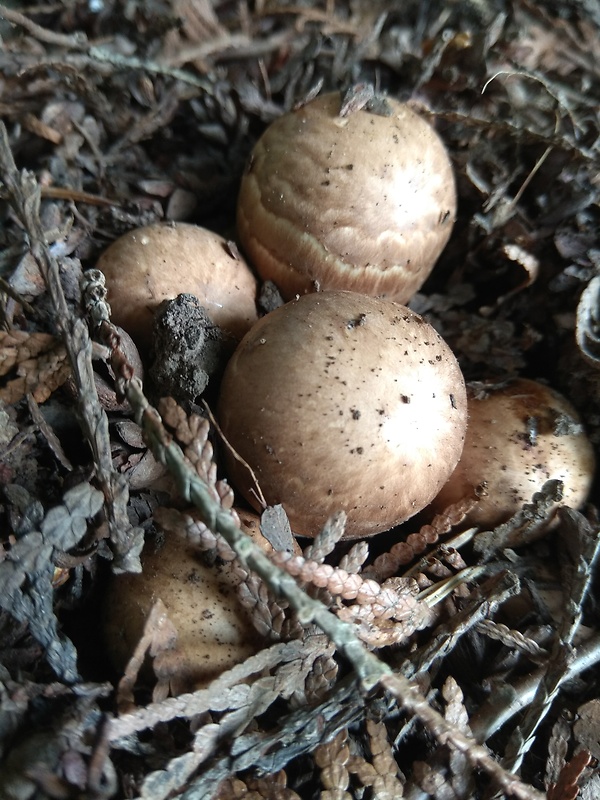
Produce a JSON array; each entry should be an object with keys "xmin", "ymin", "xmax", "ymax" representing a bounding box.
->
[{"xmin": 0, "ymin": 3, "xmax": 88, "ymax": 48}]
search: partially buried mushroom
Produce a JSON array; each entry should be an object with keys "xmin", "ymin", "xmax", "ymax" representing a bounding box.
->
[
  {"xmin": 96, "ymin": 222, "xmax": 258, "ymax": 354},
  {"xmin": 103, "ymin": 530, "xmax": 258, "ymax": 693},
  {"xmin": 428, "ymin": 378, "xmax": 596, "ymax": 531},
  {"xmin": 217, "ymin": 290, "xmax": 467, "ymax": 539}
]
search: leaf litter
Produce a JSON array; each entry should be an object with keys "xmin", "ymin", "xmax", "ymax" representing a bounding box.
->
[{"xmin": 1, "ymin": 1, "xmax": 600, "ymax": 798}]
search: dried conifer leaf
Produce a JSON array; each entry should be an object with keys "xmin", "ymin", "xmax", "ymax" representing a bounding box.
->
[
  {"xmin": 304, "ymin": 648, "xmax": 338, "ymax": 702},
  {"xmin": 365, "ymin": 494, "xmax": 479, "ymax": 582},
  {"xmin": 0, "ymin": 332, "xmax": 70, "ymax": 405},
  {"xmin": 338, "ymin": 540, "xmax": 369, "ymax": 575},
  {"xmin": 108, "ymin": 637, "xmax": 328, "ymax": 743},
  {"xmin": 134, "ymin": 640, "xmax": 329, "ymax": 800},
  {"xmin": 547, "ymin": 750, "xmax": 592, "ymax": 800},
  {"xmin": 235, "ymin": 568, "xmax": 288, "ymax": 640},
  {"xmin": 442, "ymin": 677, "xmax": 474, "ymax": 797},
  {"xmin": 192, "ymin": 679, "xmax": 368, "ymax": 795},
  {"xmin": 299, "ymin": 512, "xmax": 347, "ymax": 566},
  {"xmin": 159, "ymin": 396, "xmax": 236, "ymax": 513},
  {"xmin": 245, "ymin": 770, "xmax": 302, "ymax": 800},
  {"xmin": 353, "ymin": 718, "xmax": 405, "ymax": 798},
  {"xmin": 473, "ymin": 479, "xmax": 564, "ymax": 558},
  {"xmin": 0, "ymin": 680, "xmax": 113, "ymax": 800},
  {"xmin": 0, "ymin": 330, "xmax": 59, "ymax": 375},
  {"xmin": 116, "ymin": 599, "xmax": 179, "ymax": 712},
  {"xmin": 413, "ymin": 759, "xmax": 456, "ymax": 799},
  {"xmin": 314, "ymin": 728, "xmax": 350, "ymax": 795},
  {"xmin": 0, "ymin": 482, "xmax": 103, "ymax": 682}
]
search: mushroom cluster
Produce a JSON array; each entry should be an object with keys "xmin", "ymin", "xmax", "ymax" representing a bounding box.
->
[
  {"xmin": 97, "ymin": 88, "xmax": 595, "ymax": 692},
  {"xmin": 205, "ymin": 91, "xmax": 466, "ymax": 538}
]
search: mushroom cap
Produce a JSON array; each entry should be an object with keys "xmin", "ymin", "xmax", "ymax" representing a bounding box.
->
[
  {"xmin": 429, "ymin": 378, "xmax": 596, "ymax": 529},
  {"xmin": 237, "ymin": 92, "xmax": 456, "ymax": 303},
  {"xmin": 96, "ymin": 222, "xmax": 258, "ymax": 353},
  {"xmin": 102, "ymin": 533, "xmax": 258, "ymax": 693},
  {"xmin": 217, "ymin": 291, "xmax": 467, "ymax": 538}
]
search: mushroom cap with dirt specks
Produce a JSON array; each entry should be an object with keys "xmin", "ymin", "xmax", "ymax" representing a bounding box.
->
[
  {"xmin": 237, "ymin": 91, "xmax": 456, "ymax": 303},
  {"xmin": 97, "ymin": 222, "xmax": 258, "ymax": 353},
  {"xmin": 217, "ymin": 290, "xmax": 467, "ymax": 539},
  {"xmin": 429, "ymin": 378, "xmax": 596, "ymax": 531},
  {"xmin": 103, "ymin": 533, "xmax": 258, "ymax": 693}
]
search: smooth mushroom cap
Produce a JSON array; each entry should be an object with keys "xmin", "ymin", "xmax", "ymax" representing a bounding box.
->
[
  {"xmin": 429, "ymin": 378, "xmax": 596, "ymax": 529},
  {"xmin": 96, "ymin": 222, "xmax": 258, "ymax": 353},
  {"xmin": 237, "ymin": 92, "xmax": 456, "ymax": 303},
  {"xmin": 103, "ymin": 533, "xmax": 258, "ymax": 693},
  {"xmin": 217, "ymin": 291, "xmax": 467, "ymax": 538}
]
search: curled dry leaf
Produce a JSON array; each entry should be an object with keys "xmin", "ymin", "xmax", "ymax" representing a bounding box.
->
[{"xmin": 116, "ymin": 598, "xmax": 179, "ymax": 712}]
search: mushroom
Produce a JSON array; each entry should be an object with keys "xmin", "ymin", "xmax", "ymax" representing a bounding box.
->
[
  {"xmin": 237, "ymin": 91, "xmax": 456, "ymax": 303},
  {"xmin": 428, "ymin": 378, "xmax": 596, "ymax": 529},
  {"xmin": 103, "ymin": 528, "xmax": 261, "ymax": 693},
  {"xmin": 217, "ymin": 290, "xmax": 467, "ymax": 539},
  {"xmin": 96, "ymin": 222, "xmax": 258, "ymax": 354}
]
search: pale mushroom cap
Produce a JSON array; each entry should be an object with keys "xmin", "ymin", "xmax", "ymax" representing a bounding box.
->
[
  {"xmin": 218, "ymin": 291, "xmax": 467, "ymax": 538},
  {"xmin": 430, "ymin": 378, "xmax": 596, "ymax": 529},
  {"xmin": 237, "ymin": 92, "xmax": 456, "ymax": 303},
  {"xmin": 96, "ymin": 222, "xmax": 258, "ymax": 352},
  {"xmin": 103, "ymin": 533, "xmax": 258, "ymax": 692}
]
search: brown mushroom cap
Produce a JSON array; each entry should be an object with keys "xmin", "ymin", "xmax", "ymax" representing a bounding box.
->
[
  {"xmin": 217, "ymin": 291, "xmax": 467, "ymax": 538},
  {"xmin": 102, "ymin": 533, "xmax": 258, "ymax": 693},
  {"xmin": 96, "ymin": 222, "xmax": 258, "ymax": 353},
  {"xmin": 237, "ymin": 92, "xmax": 456, "ymax": 303},
  {"xmin": 429, "ymin": 378, "xmax": 596, "ymax": 529}
]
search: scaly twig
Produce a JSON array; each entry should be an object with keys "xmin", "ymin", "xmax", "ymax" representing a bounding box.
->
[
  {"xmin": 0, "ymin": 122, "xmax": 143, "ymax": 573},
  {"xmin": 501, "ymin": 509, "xmax": 600, "ymax": 773}
]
